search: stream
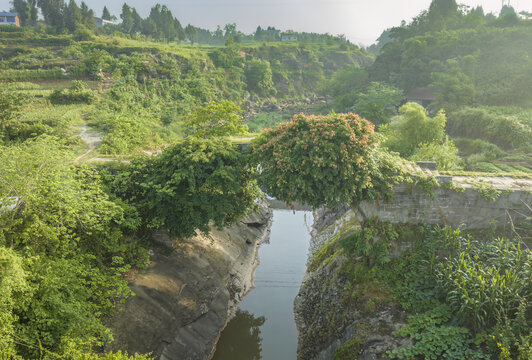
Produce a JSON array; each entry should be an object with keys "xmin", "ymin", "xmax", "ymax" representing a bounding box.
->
[{"xmin": 212, "ymin": 209, "xmax": 313, "ymax": 360}]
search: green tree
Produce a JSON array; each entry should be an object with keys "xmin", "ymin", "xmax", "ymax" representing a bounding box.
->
[
  {"xmin": 0, "ymin": 138, "xmax": 128, "ymax": 259},
  {"xmin": 102, "ymin": 5, "xmax": 111, "ymax": 20},
  {"xmin": 250, "ymin": 113, "xmax": 381, "ymax": 209},
  {"xmin": 326, "ymin": 66, "xmax": 369, "ymax": 112},
  {"xmin": 184, "ymin": 100, "xmax": 247, "ymax": 138},
  {"xmin": 224, "ymin": 23, "xmax": 237, "ymax": 39},
  {"xmin": 350, "ymin": 82, "xmax": 404, "ymax": 127},
  {"xmin": 520, "ymin": 11, "xmax": 532, "ymax": 19},
  {"xmin": 431, "ymin": 60, "xmax": 475, "ymax": 110},
  {"xmin": 130, "ymin": 7, "xmax": 143, "ymax": 34},
  {"xmin": 145, "ymin": 4, "xmax": 179, "ymax": 41},
  {"xmin": 64, "ymin": 0, "xmax": 82, "ymax": 32},
  {"xmin": 245, "ymin": 59, "xmax": 276, "ymax": 96},
  {"xmin": 113, "ymin": 137, "xmax": 260, "ymax": 238},
  {"xmin": 428, "ymin": 0, "xmax": 458, "ymax": 21},
  {"xmin": 37, "ymin": 0, "xmax": 66, "ymax": 30},
  {"xmin": 0, "ymin": 138, "xmax": 145, "ymax": 358},
  {"xmin": 383, "ymin": 102, "xmax": 446, "ymax": 157},
  {"xmin": 79, "ymin": 1, "xmax": 95, "ymax": 30},
  {"xmin": 10, "ymin": 0, "xmax": 37, "ymax": 26},
  {"xmin": 0, "ymin": 88, "xmax": 27, "ymax": 140},
  {"xmin": 120, "ymin": 3, "xmax": 134, "ymax": 34},
  {"xmin": 185, "ymin": 24, "xmax": 197, "ymax": 44}
]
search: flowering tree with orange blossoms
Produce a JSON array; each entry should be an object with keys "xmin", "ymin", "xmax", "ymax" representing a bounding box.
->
[{"xmin": 250, "ymin": 113, "xmax": 384, "ymax": 209}]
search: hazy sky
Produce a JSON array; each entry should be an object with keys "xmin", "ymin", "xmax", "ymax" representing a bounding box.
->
[{"xmin": 1, "ymin": 0, "xmax": 529, "ymax": 45}]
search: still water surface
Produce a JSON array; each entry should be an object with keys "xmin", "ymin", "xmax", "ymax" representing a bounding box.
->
[{"xmin": 212, "ymin": 210, "xmax": 313, "ymax": 360}]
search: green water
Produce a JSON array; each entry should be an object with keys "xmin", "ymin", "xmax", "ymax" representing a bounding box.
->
[{"xmin": 212, "ymin": 210, "xmax": 313, "ymax": 360}]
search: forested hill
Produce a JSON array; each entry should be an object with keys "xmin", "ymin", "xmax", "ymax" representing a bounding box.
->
[
  {"xmin": 370, "ymin": 2, "xmax": 532, "ymax": 108},
  {"xmin": 324, "ymin": 1, "xmax": 532, "ymax": 175}
]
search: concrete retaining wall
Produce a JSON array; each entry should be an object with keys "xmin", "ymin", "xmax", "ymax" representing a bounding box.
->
[{"xmin": 355, "ymin": 177, "xmax": 532, "ymax": 230}]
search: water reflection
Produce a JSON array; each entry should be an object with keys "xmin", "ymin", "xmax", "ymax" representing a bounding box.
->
[
  {"xmin": 212, "ymin": 310, "xmax": 266, "ymax": 360},
  {"xmin": 213, "ymin": 210, "xmax": 313, "ymax": 360}
]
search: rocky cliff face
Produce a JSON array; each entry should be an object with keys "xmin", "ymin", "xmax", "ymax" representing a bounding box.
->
[
  {"xmin": 108, "ymin": 200, "xmax": 272, "ymax": 360},
  {"xmin": 294, "ymin": 209, "xmax": 410, "ymax": 360}
]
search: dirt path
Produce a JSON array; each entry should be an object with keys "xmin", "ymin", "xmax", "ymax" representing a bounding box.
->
[{"xmin": 75, "ymin": 125, "xmax": 103, "ymax": 162}]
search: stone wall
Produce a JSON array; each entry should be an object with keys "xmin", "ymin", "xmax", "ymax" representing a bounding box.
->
[
  {"xmin": 295, "ymin": 175, "xmax": 532, "ymax": 360},
  {"xmin": 355, "ymin": 176, "xmax": 532, "ymax": 230}
]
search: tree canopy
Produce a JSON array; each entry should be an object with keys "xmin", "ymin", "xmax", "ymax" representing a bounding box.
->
[
  {"xmin": 0, "ymin": 137, "xmax": 147, "ymax": 358},
  {"xmin": 184, "ymin": 101, "xmax": 247, "ymax": 138},
  {"xmin": 382, "ymin": 102, "xmax": 446, "ymax": 157},
  {"xmin": 112, "ymin": 137, "xmax": 260, "ymax": 238},
  {"xmin": 250, "ymin": 113, "xmax": 382, "ymax": 209},
  {"xmin": 350, "ymin": 82, "xmax": 404, "ymax": 127}
]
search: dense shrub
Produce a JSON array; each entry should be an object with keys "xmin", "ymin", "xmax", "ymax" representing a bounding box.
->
[
  {"xmin": 447, "ymin": 107, "xmax": 532, "ymax": 149},
  {"xmin": 350, "ymin": 82, "xmax": 404, "ymax": 127},
  {"xmin": 49, "ymin": 80, "xmax": 96, "ymax": 104},
  {"xmin": 251, "ymin": 112, "xmax": 391, "ymax": 209},
  {"xmin": 111, "ymin": 137, "xmax": 260, "ymax": 238},
  {"xmin": 382, "ymin": 102, "xmax": 446, "ymax": 157},
  {"xmin": 454, "ymin": 138, "xmax": 505, "ymax": 159},
  {"xmin": 183, "ymin": 100, "xmax": 247, "ymax": 138},
  {"xmin": 436, "ymin": 237, "xmax": 530, "ymax": 330},
  {"xmin": 0, "ymin": 138, "xmax": 147, "ymax": 358},
  {"xmin": 410, "ymin": 137, "xmax": 464, "ymax": 170},
  {"xmin": 339, "ymin": 221, "xmax": 531, "ymax": 360},
  {"xmin": 245, "ymin": 58, "xmax": 276, "ymax": 96}
]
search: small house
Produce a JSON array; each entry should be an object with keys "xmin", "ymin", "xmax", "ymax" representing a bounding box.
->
[
  {"xmin": 405, "ymin": 87, "xmax": 439, "ymax": 108},
  {"xmin": 0, "ymin": 12, "xmax": 20, "ymax": 27},
  {"xmin": 94, "ymin": 17, "xmax": 117, "ymax": 28}
]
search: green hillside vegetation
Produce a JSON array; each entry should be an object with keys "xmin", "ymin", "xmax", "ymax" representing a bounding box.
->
[
  {"xmin": 0, "ymin": 0, "xmax": 531, "ymax": 358},
  {"xmin": 322, "ymin": 0, "xmax": 532, "ymax": 173},
  {"xmin": 0, "ymin": 5, "xmax": 371, "ymax": 356}
]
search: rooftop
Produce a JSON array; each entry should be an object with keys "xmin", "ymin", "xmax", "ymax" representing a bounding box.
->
[{"xmin": 0, "ymin": 12, "xmax": 18, "ymax": 17}]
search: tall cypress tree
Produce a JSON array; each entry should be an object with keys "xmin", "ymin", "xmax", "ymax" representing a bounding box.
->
[
  {"xmin": 79, "ymin": 1, "xmax": 95, "ymax": 29},
  {"xmin": 120, "ymin": 3, "xmax": 133, "ymax": 34},
  {"xmin": 11, "ymin": 0, "xmax": 29, "ymax": 26},
  {"xmin": 64, "ymin": 0, "xmax": 81, "ymax": 32},
  {"xmin": 37, "ymin": 0, "xmax": 66, "ymax": 30},
  {"xmin": 102, "ymin": 6, "xmax": 111, "ymax": 20},
  {"xmin": 28, "ymin": 0, "xmax": 37, "ymax": 25}
]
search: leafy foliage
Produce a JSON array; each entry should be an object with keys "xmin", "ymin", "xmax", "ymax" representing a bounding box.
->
[
  {"xmin": 350, "ymin": 82, "xmax": 404, "ymax": 127},
  {"xmin": 431, "ymin": 59, "xmax": 475, "ymax": 111},
  {"xmin": 436, "ymin": 237, "xmax": 530, "ymax": 330},
  {"xmin": 0, "ymin": 138, "xmax": 148, "ymax": 358},
  {"xmin": 0, "ymin": 246, "xmax": 28, "ymax": 358},
  {"xmin": 410, "ymin": 137, "xmax": 464, "ymax": 171},
  {"xmin": 49, "ymin": 80, "xmax": 96, "ymax": 105},
  {"xmin": 325, "ymin": 65, "xmax": 369, "ymax": 112},
  {"xmin": 0, "ymin": 87, "xmax": 28, "ymax": 140},
  {"xmin": 245, "ymin": 58, "xmax": 276, "ymax": 96},
  {"xmin": 447, "ymin": 107, "xmax": 532, "ymax": 150},
  {"xmin": 388, "ymin": 305, "xmax": 487, "ymax": 360},
  {"xmin": 339, "ymin": 220, "xmax": 396, "ymax": 267},
  {"xmin": 184, "ymin": 100, "xmax": 247, "ymax": 138},
  {"xmin": 330, "ymin": 219, "xmax": 531, "ymax": 360},
  {"xmin": 250, "ymin": 113, "xmax": 380, "ymax": 209},
  {"xmin": 382, "ymin": 102, "xmax": 446, "ymax": 158},
  {"xmin": 112, "ymin": 137, "xmax": 260, "ymax": 238}
]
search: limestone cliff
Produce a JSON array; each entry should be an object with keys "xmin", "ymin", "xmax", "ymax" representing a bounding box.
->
[
  {"xmin": 294, "ymin": 209, "xmax": 411, "ymax": 360},
  {"xmin": 108, "ymin": 200, "xmax": 272, "ymax": 360}
]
